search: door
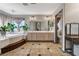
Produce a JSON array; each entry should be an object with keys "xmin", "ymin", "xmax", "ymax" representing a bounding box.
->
[{"xmin": 55, "ymin": 9, "xmax": 63, "ymax": 43}]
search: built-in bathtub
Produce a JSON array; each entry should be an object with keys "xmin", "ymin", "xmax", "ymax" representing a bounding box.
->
[{"xmin": 0, "ymin": 32, "xmax": 27, "ymax": 54}]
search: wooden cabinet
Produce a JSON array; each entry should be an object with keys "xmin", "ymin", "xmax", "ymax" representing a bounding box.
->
[
  {"xmin": 43, "ymin": 33, "xmax": 48, "ymax": 40},
  {"xmin": 27, "ymin": 31, "xmax": 54, "ymax": 41},
  {"xmin": 27, "ymin": 33, "xmax": 31, "ymax": 40},
  {"xmin": 36, "ymin": 33, "xmax": 40, "ymax": 40},
  {"xmin": 31, "ymin": 33, "xmax": 36, "ymax": 40},
  {"xmin": 48, "ymin": 33, "xmax": 54, "ymax": 40}
]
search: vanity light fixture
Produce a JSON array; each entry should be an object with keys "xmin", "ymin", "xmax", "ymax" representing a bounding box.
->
[
  {"xmin": 29, "ymin": 16, "xmax": 36, "ymax": 21},
  {"xmin": 44, "ymin": 16, "xmax": 51, "ymax": 20},
  {"xmin": 22, "ymin": 3, "xmax": 28, "ymax": 6},
  {"xmin": 22, "ymin": 3, "xmax": 37, "ymax": 6}
]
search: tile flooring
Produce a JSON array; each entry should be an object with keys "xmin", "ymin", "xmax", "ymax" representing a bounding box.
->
[{"xmin": 0, "ymin": 42, "xmax": 71, "ymax": 56}]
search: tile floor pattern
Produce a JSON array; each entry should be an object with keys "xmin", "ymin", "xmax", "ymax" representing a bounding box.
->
[{"xmin": 0, "ymin": 42, "xmax": 71, "ymax": 56}]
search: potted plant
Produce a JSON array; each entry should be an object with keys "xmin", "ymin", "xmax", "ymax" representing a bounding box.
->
[
  {"xmin": 20, "ymin": 23, "xmax": 29, "ymax": 39},
  {"xmin": 20, "ymin": 23, "xmax": 29, "ymax": 33},
  {"xmin": 21, "ymin": 23, "xmax": 29, "ymax": 31},
  {"xmin": 0, "ymin": 25, "xmax": 8, "ymax": 36},
  {"xmin": 7, "ymin": 23, "xmax": 17, "ymax": 32}
]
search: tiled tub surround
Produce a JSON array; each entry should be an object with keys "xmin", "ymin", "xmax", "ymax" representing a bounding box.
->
[{"xmin": 0, "ymin": 32, "xmax": 27, "ymax": 54}]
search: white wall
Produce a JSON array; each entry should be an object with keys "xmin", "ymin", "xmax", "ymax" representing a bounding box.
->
[
  {"xmin": 0, "ymin": 13, "xmax": 13, "ymax": 26},
  {"xmin": 64, "ymin": 3, "xmax": 79, "ymax": 55},
  {"xmin": 65, "ymin": 3, "xmax": 79, "ymax": 23},
  {"xmin": 0, "ymin": 14, "xmax": 3, "ymax": 26},
  {"xmin": 64, "ymin": 3, "xmax": 79, "ymax": 40}
]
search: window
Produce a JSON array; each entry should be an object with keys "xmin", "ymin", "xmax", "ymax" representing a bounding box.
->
[
  {"xmin": 19, "ymin": 20, "xmax": 25, "ymax": 31},
  {"xmin": 12, "ymin": 18, "xmax": 25, "ymax": 32},
  {"xmin": 0, "ymin": 16, "xmax": 3, "ymax": 26}
]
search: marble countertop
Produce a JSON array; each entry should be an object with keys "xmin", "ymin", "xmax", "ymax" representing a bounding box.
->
[
  {"xmin": 0, "ymin": 31, "xmax": 54, "ymax": 41},
  {"xmin": 0, "ymin": 32, "xmax": 27, "ymax": 41},
  {"xmin": 28, "ymin": 31, "xmax": 54, "ymax": 33}
]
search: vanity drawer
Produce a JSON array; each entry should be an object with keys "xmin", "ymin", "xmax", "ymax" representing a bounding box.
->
[
  {"xmin": 48, "ymin": 33, "xmax": 54, "ymax": 40},
  {"xmin": 36, "ymin": 33, "xmax": 43, "ymax": 40},
  {"xmin": 44, "ymin": 33, "xmax": 48, "ymax": 40}
]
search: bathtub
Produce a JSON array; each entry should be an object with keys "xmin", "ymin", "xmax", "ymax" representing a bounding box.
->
[{"xmin": 0, "ymin": 32, "xmax": 27, "ymax": 54}]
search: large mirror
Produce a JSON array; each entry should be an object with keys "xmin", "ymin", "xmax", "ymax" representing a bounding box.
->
[
  {"xmin": 29, "ymin": 20, "xmax": 54, "ymax": 31},
  {"xmin": 48, "ymin": 20, "xmax": 54, "ymax": 31}
]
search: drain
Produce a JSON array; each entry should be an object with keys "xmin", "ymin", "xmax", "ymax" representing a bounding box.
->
[
  {"xmin": 47, "ymin": 48, "xmax": 50, "ymax": 50},
  {"xmin": 21, "ymin": 48, "xmax": 24, "ymax": 49},
  {"xmin": 38, "ymin": 54, "xmax": 41, "ymax": 56},
  {"xmin": 38, "ymin": 44, "xmax": 40, "ymax": 45},
  {"xmin": 32, "ymin": 44, "xmax": 34, "ymax": 45},
  {"xmin": 27, "ymin": 54, "xmax": 30, "ymax": 56}
]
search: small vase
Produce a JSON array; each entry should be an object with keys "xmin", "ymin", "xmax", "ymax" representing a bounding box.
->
[{"xmin": 1, "ymin": 31, "xmax": 6, "ymax": 36}]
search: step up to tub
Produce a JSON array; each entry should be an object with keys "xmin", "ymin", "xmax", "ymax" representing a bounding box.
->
[{"xmin": 1, "ymin": 39, "xmax": 26, "ymax": 54}]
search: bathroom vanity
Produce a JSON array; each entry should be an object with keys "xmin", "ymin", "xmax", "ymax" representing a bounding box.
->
[{"xmin": 27, "ymin": 31, "xmax": 55, "ymax": 42}]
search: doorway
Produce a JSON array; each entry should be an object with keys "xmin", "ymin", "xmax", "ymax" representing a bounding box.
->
[{"xmin": 55, "ymin": 9, "xmax": 63, "ymax": 44}]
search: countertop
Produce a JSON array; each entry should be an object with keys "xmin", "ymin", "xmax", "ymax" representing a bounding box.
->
[
  {"xmin": 28, "ymin": 31, "xmax": 54, "ymax": 33},
  {"xmin": 0, "ymin": 31, "xmax": 54, "ymax": 41},
  {"xmin": 0, "ymin": 32, "xmax": 27, "ymax": 41}
]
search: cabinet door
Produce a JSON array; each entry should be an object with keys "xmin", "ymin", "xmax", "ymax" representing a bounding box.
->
[
  {"xmin": 27, "ymin": 33, "xmax": 31, "ymax": 40},
  {"xmin": 36, "ymin": 33, "xmax": 41, "ymax": 40},
  {"xmin": 48, "ymin": 33, "xmax": 54, "ymax": 41},
  {"xmin": 36, "ymin": 33, "xmax": 39, "ymax": 40},
  {"xmin": 42, "ymin": 33, "xmax": 48, "ymax": 40},
  {"xmin": 31, "ymin": 33, "xmax": 36, "ymax": 40},
  {"xmin": 40, "ymin": 33, "xmax": 44, "ymax": 41}
]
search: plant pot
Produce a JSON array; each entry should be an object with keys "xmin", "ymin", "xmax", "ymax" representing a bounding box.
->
[{"xmin": 1, "ymin": 31, "xmax": 6, "ymax": 36}]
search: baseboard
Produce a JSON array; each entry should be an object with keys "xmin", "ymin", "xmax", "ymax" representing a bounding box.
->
[{"xmin": 26, "ymin": 40, "xmax": 54, "ymax": 42}]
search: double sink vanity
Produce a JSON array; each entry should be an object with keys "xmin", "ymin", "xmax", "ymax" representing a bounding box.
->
[{"xmin": 27, "ymin": 31, "xmax": 54, "ymax": 42}]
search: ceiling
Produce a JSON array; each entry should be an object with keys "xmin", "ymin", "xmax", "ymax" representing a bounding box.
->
[{"xmin": 0, "ymin": 3, "xmax": 62, "ymax": 15}]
